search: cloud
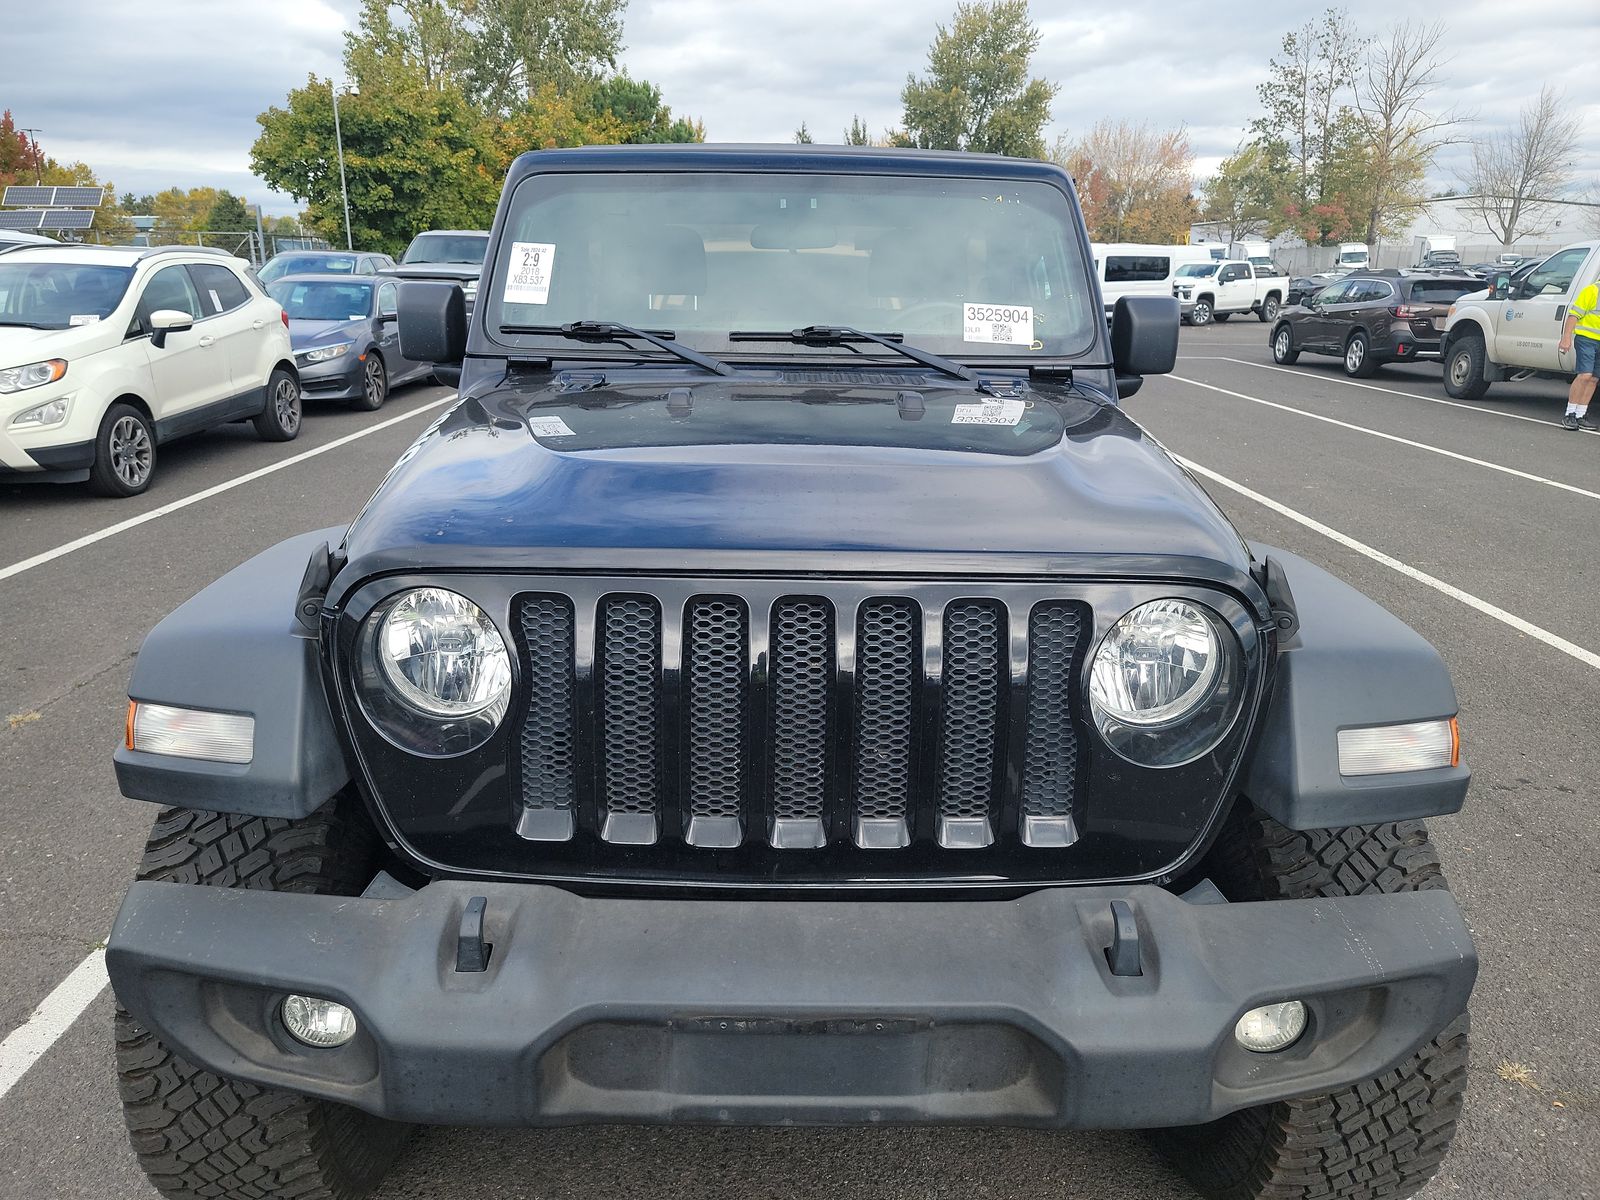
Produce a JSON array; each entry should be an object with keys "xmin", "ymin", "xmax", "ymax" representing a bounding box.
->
[{"xmin": 7, "ymin": 0, "xmax": 1597, "ymax": 220}]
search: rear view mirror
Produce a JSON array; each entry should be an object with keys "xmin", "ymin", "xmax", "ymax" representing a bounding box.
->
[
  {"xmin": 397, "ymin": 281, "xmax": 466, "ymax": 372},
  {"xmin": 149, "ymin": 308, "xmax": 194, "ymax": 350},
  {"xmin": 1110, "ymin": 295, "xmax": 1179, "ymax": 399}
]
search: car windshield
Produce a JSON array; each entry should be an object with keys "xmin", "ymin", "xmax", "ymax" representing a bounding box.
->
[
  {"xmin": 260, "ymin": 254, "xmax": 356, "ymax": 282},
  {"xmin": 0, "ymin": 262, "xmax": 134, "ymax": 329},
  {"xmin": 403, "ymin": 234, "xmax": 489, "ymax": 265},
  {"xmin": 487, "ymin": 171, "xmax": 1098, "ymax": 360},
  {"xmin": 1175, "ymin": 263, "xmax": 1217, "ymax": 277},
  {"xmin": 268, "ymin": 279, "xmax": 372, "ymax": 321}
]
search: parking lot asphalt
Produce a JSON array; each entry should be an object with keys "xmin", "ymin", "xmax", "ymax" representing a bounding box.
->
[{"xmin": 2, "ymin": 324, "xmax": 1597, "ymax": 1200}]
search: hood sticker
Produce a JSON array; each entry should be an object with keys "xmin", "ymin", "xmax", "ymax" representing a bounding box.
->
[
  {"xmin": 963, "ymin": 302, "xmax": 1034, "ymax": 345},
  {"xmin": 504, "ymin": 241, "xmax": 555, "ymax": 305},
  {"xmin": 528, "ymin": 414, "xmax": 576, "ymax": 438},
  {"xmin": 952, "ymin": 398, "xmax": 1025, "ymax": 426},
  {"xmin": 68, "ymin": 314, "xmax": 101, "ymax": 326}
]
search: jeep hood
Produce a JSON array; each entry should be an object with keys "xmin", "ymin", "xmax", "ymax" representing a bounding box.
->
[{"xmin": 340, "ymin": 372, "xmax": 1252, "ymax": 579}]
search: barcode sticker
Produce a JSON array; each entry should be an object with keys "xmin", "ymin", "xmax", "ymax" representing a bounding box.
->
[
  {"xmin": 528, "ymin": 415, "xmax": 576, "ymax": 438},
  {"xmin": 951, "ymin": 399, "xmax": 1026, "ymax": 426},
  {"xmin": 504, "ymin": 241, "xmax": 555, "ymax": 305},
  {"xmin": 963, "ymin": 302, "xmax": 1034, "ymax": 345}
]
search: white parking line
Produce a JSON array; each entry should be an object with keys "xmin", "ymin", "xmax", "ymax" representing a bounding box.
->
[
  {"xmin": 1179, "ymin": 355, "xmax": 1599, "ymax": 437},
  {"xmin": 0, "ymin": 950, "xmax": 107, "ymax": 1102},
  {"xmin": 1162, "ymin": 375, "xmax": 1600, "ymax": 504},
  {"xmin": 0, "ymin": 394, "xmax": 458, "ymax": 585},
  {"xmin": 1176, "ymin": 455, "xmax": 1600, "ymax": 672}
]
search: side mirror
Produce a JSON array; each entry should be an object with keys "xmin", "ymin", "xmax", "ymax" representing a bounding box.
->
[
  {"xmin": 1491, "ymin": 274, "xmax": 1511, "ymax": 300},
  {"xmin": 1110, "ymin": 295, "xmax": 1179, "ymax": 399},
  {"xmin": 397, "ymin": 281, "xmax": 466, "ymax": 370},
  {"xmin": 148, "ymin": 308, "xmax": 194, "ymax": 350}
]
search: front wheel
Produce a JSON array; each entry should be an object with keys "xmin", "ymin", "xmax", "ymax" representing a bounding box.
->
[
  {"xmin": 1189, "ymin": 299, "xmax": 1213, "ymax": 327},
  {"xmin": 88, "ymin": 403, "xmax": 157, "ymax": 498},
  {"xmin": 1271, "ymin": 324, "xmax": 1299, "ymax": 365},
  {"xmin": 351, "ymin": 353, "xmax": 388, "ymax": 412},
  {"xmin": 1147, "ymin": 807, "xmax": 1469, "ymax": 1200},
  {"xmin": 253, "ymin": 368, "xmax": 302, "ymax": 441},
  {"xmin": 1344, "ymin": 331, "xmax": 1378, "ymax": 377},
  {"xmin": 1258, "ymin": 295, "xmax": 1280, "ymax": 323},
  {"xmin": 1443, "ymin": 335, "xmax": 1490, "ymax": 400}
]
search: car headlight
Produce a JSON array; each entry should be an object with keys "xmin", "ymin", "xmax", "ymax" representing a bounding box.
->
[
  {"xmin": 1089, "ymin": 599, "xmax": 1244, "ymax": 767},
  {"xmin": 300, "ymin": 341, "xmax": 353, "ymax": 363},
  {"xmin": 356, "ymin": 587, "xmax": 512, "ymax": 756},
  {"xmin": 0, "ymin": 359, "xmax": 67, "ymax": 394},
  {"xmin": 10, "ymin": 395, "xmax": 71, "ymax": 428}
]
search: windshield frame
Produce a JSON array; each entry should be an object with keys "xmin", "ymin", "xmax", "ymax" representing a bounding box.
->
[{"xmin": 479, "ymin": 166, "xmax": 1105, "ymax": 371}]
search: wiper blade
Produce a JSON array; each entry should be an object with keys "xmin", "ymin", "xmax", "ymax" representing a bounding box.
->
[
  {"xmin": 0, "ymin": 319, "xmax": 55, "ymax": 329},
  {"xmin": 500, "ymin": 319, "xmax": 737, "ymax": 376},
  {"xmin": 729, "ymin": 324, "xmax": 980, "ymax": 386}
]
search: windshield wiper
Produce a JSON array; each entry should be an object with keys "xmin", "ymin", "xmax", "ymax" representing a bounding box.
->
[
  {"xmin": 729, "ymin": 324, "xmax": 983, "ymax": 387},
  {"xmin": 501, "ymin": 319, "xmax": 737, "ymax": 376},
  {"xmin": 0, "ymin": 319, "xmax": 55, "ymax": 329}
]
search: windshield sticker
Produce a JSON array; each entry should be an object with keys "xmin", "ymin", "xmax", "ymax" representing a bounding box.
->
[
  {"xmin": 504, "ymin": 241, "xmax": 555, "ymax": 305},
  {"xmin": 527, "ymin": 414, "xmax": 576, "ymax": 438},
  {"xmin": 952, "ymin": 398, "xmax": 1026, "ymax": 426},
  {"xmin": 68, "ymin": 314, "xmax": 101, "ymax": 326},
  {"xmin": 963, "ymin": 303, "xmax": 1034, "ymax": 345}
]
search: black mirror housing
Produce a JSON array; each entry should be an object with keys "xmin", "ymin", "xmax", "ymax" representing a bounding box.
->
[
  {"xmin": 397, "ymin": 281, "xmax": 466, "ymax": 366},
  {"xmin": 1111, "ymin": 295, "xmax": 1179, "ymax": 382}
]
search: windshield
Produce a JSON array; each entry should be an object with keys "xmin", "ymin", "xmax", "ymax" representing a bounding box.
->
[
  {"xmin": 487, "ymin": 171, "xmax": 1096, "ymax": 360},
  {"xmin": 403, "ymin": 233, "xmax": 489, "ymax": 265},
  {"xmin": 268, "ymin": 279, "xmax": 372, "ymax": 321},
  {"xmin": 1338, "ymin": 251, "xmax": 1366, "ymax": 264},
  {"xmin": 0, "ymin": 262, "xmax": 134, "ymax": 329},
  {"xmin": 260, "ymin": 254, "xmax": 356, "ymax": 282},
  {"xmin": 1175, "ymin": 263, "xmax": 1217, "ymax": 277}
]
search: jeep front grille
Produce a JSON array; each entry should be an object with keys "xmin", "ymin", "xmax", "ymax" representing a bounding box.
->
[{"xmin": 509, "ymin": 582, "xmax": 1088, "ymax": 853}]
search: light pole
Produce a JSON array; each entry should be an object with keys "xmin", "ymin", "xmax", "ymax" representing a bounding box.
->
[{"xmin": 331, "ymin": 81, "xmax": 359, "ymax": 250}]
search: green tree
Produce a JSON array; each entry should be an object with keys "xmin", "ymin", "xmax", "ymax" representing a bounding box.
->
[
  {"xmin": 844, "ymin": 115, "xmax": 872, "ymax": 146},
  {"xmin": 584, "ymin": 75, "xmax": 702, "ymax": 143},
  {"xmin": 204, "ymin": 190, "xmax": 251, "ymax": 232},
  {"xmin": 794, "ymin": 122, "xmax": 813, "ymax": 144},
  {"xmin": 1199, "ymin": 144, "xmax": 1279, "ymax": 243},
  {"xmin": 465, "ymin": 0, "xmax": 628, "ymax": 114},
  {"xmin": 900, "ymin": 0, "xmax": 1057, "ymax": 158}
]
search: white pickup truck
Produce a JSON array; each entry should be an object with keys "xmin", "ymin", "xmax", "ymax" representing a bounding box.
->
[
  {"xmin": 1172, "ymin": 259, "xmax": 1287, "ymax": 327},
  {"xmin": 1440, "ymin": 240, "xmax": 1599, "ymax": 398}
]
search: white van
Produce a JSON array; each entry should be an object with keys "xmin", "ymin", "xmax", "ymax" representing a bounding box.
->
[{"xmin": 1092, "ymin": 243, "xmax": 1213, "ymax": 320}]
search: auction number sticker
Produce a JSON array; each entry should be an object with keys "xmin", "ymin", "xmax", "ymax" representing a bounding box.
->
[
  {"xmin": 528, "ymin": 415, "xmax": 576, "ymax": 438},
  {"xmin": 504, "ymin": 241, "xmax": 556, "ymax": 305},
  {"xmin": 963, "ymin": 302, "xmax": 1034, "ymax": 345},
  {"xmin": 951, "ymin": 398, "xmax": 1026, "ymax": 426}
]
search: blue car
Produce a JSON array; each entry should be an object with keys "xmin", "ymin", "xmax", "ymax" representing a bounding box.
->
[{"xmin": 265, "ymin": 274, "xmax": 431, "ymax": 410}]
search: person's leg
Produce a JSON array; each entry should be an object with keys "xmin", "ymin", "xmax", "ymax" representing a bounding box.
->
[{"xmin": 1564, "ymin": 338, "xmax": 1599, "ymax": 429}]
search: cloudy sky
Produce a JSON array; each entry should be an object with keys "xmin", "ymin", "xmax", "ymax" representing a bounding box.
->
[{"xmin": 7, "ymin": 0, "xmax": 1598, "ymax": 217}]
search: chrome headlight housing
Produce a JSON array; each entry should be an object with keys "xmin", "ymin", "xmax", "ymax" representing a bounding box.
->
[
  {"xmin": 0, "ymin": 358, "xmax": 67, "ymax": 394},
  {"xmin": 356, "ymin": 587, "xmax": 513, "ymax": 756},
  {"xmin": 1089, "ymin": 598, "xmax": 1243, "ymax": 767},
  {"xmin": 300, "ymin": 341, "xmax": 352, "ymax": 363}
]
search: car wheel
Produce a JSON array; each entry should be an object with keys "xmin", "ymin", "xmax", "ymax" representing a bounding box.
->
[
  {"xmin": 351, "ymin": 353, "xmax": 388, "ymax": 412},
  {"xmin": 1213, "ymin": 312, "xmax": 1231, "ymax": 323},
  {"xmin": 253, "ymin": 368, "xmax": 302, "ymax": 441},
  {"xmin": 1443, "ymin": 335, "xmax": 1490, "ymax": 400},
  {"xmin": 1146, "ymin": 805, "xmax": 1469, "ymax": 1200},
  {"xmin": 1344, "ymin": 331, "xmax": 1377, "ymax": 378},
  {"xmin": 88, "ymin": 403, "xmax": 157, "ymax": 498},
  {"xmin": 1271, "ymin": 324, "xmax": 1300, "ymax": 365},
  {"xmin": 1189, "ymin": 299, "xmax": 1212, "ymax": 327},
  {"xmin": 1259, "ymin": 295, "xmax": 1280, "ymax": 323},
  {"xmin": 115, "ymin": 799, "xmax": 410, "ymax": 1200}
]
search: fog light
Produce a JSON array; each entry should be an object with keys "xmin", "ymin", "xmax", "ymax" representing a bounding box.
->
[
  {"xmin": 281, "ymin": 995, "xmax": 357, "ymax": 1048},
  {"xmin": 1337, "ymin": 718, "xmax": 1457, "ymax": 776},
  {"xmin": 1235, "ymin": 1000, "xmax": 1307, "ymax": 1053}
]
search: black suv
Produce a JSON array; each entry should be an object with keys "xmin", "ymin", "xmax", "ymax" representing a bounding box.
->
[
  {"xmin": 106, "ymin": 147, "xmax": 1475, "ymax": 1200},
  {"xmin": 1270, "ymin": 269, "xmax": 1482, "ymax": 376}
]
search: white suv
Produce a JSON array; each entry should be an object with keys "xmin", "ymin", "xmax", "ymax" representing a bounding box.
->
[{"xmin": 0, "ymin": 244, "xmax": 301, "ymax": 497}]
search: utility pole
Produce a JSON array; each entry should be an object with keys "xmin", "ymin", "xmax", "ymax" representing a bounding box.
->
[
  {"xmin": 331, "ymin": 82, "xmax": 355, "ymax": 251},
  {"xmin": 21, "ymin": 129, "xmax": 43, "ymax": 184}
]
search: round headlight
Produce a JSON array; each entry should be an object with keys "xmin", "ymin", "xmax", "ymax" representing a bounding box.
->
[
  {"xmin": 377, "ymin": 587, "xmax": 511, "ymax": 717},
  {"xmin": 1089, "ymin": 599, "xmax": 1243, "ymax": 768}
]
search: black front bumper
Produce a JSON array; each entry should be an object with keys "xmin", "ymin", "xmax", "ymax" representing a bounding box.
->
[
  {"xmin": 296, "ymin": 354, "xmax": 364, "ymax": 401},
  {"xmin": 107, "ymin": 879, "xmax": 1475, "ymax": 1130}
]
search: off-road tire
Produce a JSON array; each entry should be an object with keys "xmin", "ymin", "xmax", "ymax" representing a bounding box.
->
[
  {"xmin": 1147, "ymin": 806, "xmax": 1469, "ymax": 1200},
  {"xmin": 1271, "ymin": 324, "xmax": 1300, "ymax": 365},
  {"xmin": 1443, "ymin": 333, "xmax": 1490, "ymax": 400},
  {"xmin": 88, "ymin": 402, "xmax": 157, "ymax": 498},
  {"xmin": 253, "ymin": 367, "xmax": 302, "ymax": 441},
  {"xmin": 114, "ymin": 800, "xmax": 410, "ymax": 1200}
]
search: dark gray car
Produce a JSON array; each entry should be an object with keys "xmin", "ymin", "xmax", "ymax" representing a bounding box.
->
[
  {"xmin": 266, "ymin": 274, "xmax": 431, "ymax": 410},
  {"xmin": 258, "ymin": 249, "xmax": 396, "ymax": 284}
]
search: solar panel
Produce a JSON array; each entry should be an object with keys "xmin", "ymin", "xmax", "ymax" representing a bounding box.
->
[
  {"xmin": 38, "ymin": 210, "xmax": 96, "ymax": 230},
  {"xmin": 0, "ymin": 210, "xmax": 47, "ymax": 230},
  {"xmin": 51, "ymin": 186, "xmax": 105, "ymax": 207},
  {"xmin": 2, "ymin": 186, "xmax": 55, "ymax": 207}
]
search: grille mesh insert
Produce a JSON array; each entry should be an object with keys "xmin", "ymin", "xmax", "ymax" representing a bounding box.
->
[
  {"xmin": 517, "ymin": 595, "xmax": 576, "ymax": 813},
  {"xmin": 599, "ymin": 596, "xmax": 660, "ymax": 817},
  {"xmin": 685, "ymin": 597, "xmax": 748, "ymax": 820},
  {"xmin": 770, "ymin": 598, "xmax": 833, "ymax": 822},
  {"xmin": 939, "ymin": 601, "xmax": 1005, "ymax": 821},
  {"xmin": 854, "ymin": 600, "xmax": 919, "ymax": 822},
  {"xmin": 1022, "ymin": 603, "xmax": 1084, "ymax": 818}
]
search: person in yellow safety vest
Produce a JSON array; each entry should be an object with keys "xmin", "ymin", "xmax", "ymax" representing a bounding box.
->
[{"xmin": 1559, "ymin": 279, "xmax": 1600, "ymax": 431}]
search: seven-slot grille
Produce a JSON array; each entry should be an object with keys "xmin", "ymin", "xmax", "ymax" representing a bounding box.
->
[{"xmin": 512, "ymin": 585, "xmax": 1088, "ymax": 852}]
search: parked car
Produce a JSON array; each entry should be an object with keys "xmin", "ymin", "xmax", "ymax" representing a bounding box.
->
[
  {"xmin": 1270, "ymin": 269, "xmax": 1481, "ymax": 377},
  {"xmin": 1442, "ymin": 240, "xmax": 1600, "ymax": 399},
  {"xmin": 1172, "ymin": 258, "xmax": 1286, "ymax": 325},
  {"xmin": 0, "ymin": 244, "xmax": 299, "ymax": 497},
  {"xmin": 106, "ymin": 144, "xmax": 1475, "ymax": 1200},
  {"xmin": 1285, "ymin": 272, "xmax": 1342, "ymax": 307},
  {"xmin": 385, "ymin": 229, "xmax": 490, "ymax": 312},
  {"xmin": 258, "ymin": 249, "xmax": 396, "ymax": 284},
  {"xmin": 266, "ymin": 274, "xmax": 433, "ymax": 410}
]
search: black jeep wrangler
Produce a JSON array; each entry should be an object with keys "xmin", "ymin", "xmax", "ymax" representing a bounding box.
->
[{"xmin": 107, "ymin": 146, "xmax": 1475, "ymax": 1200}]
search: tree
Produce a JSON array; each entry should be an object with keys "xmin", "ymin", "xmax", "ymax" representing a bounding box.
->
[
  {"xmin": 1349, "ymin": 20, "xmax": 1463, "ymax": 245},
  {"xmin": 0, "ymin": 111, "xmax": 44, "ymax": 187},
  {"xmin": 584, "ymin": 75, "xmax": 702, "ymax": 143},
  {"xmin": 205, "ymin": 191, "xmax": 251, "ymax": 232},
  {"xmin": 1199, "ymin": 145, "xmax": 1279, "ymax": 244},
  {"xmin": 844, "ymin": 115, "xmax": 871, "ymax": 146},
  {"xmin": 900, "ymin": 0, "xmax": 1057, "ymax": 158},
  {"xmin": 1055, "ymin": 121, "xmax": 1197, "ymax": 243},
  {"xmin": 1456, "ymin": 85, "xmax": 1582, "ymax": 246},
  {"xmin": 794, "ymin": 122, "xmax": 813, "ymax": 144},
  {"xmin": 465, "ymin": 0, "xmax": 628, "ymax": 114}
]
